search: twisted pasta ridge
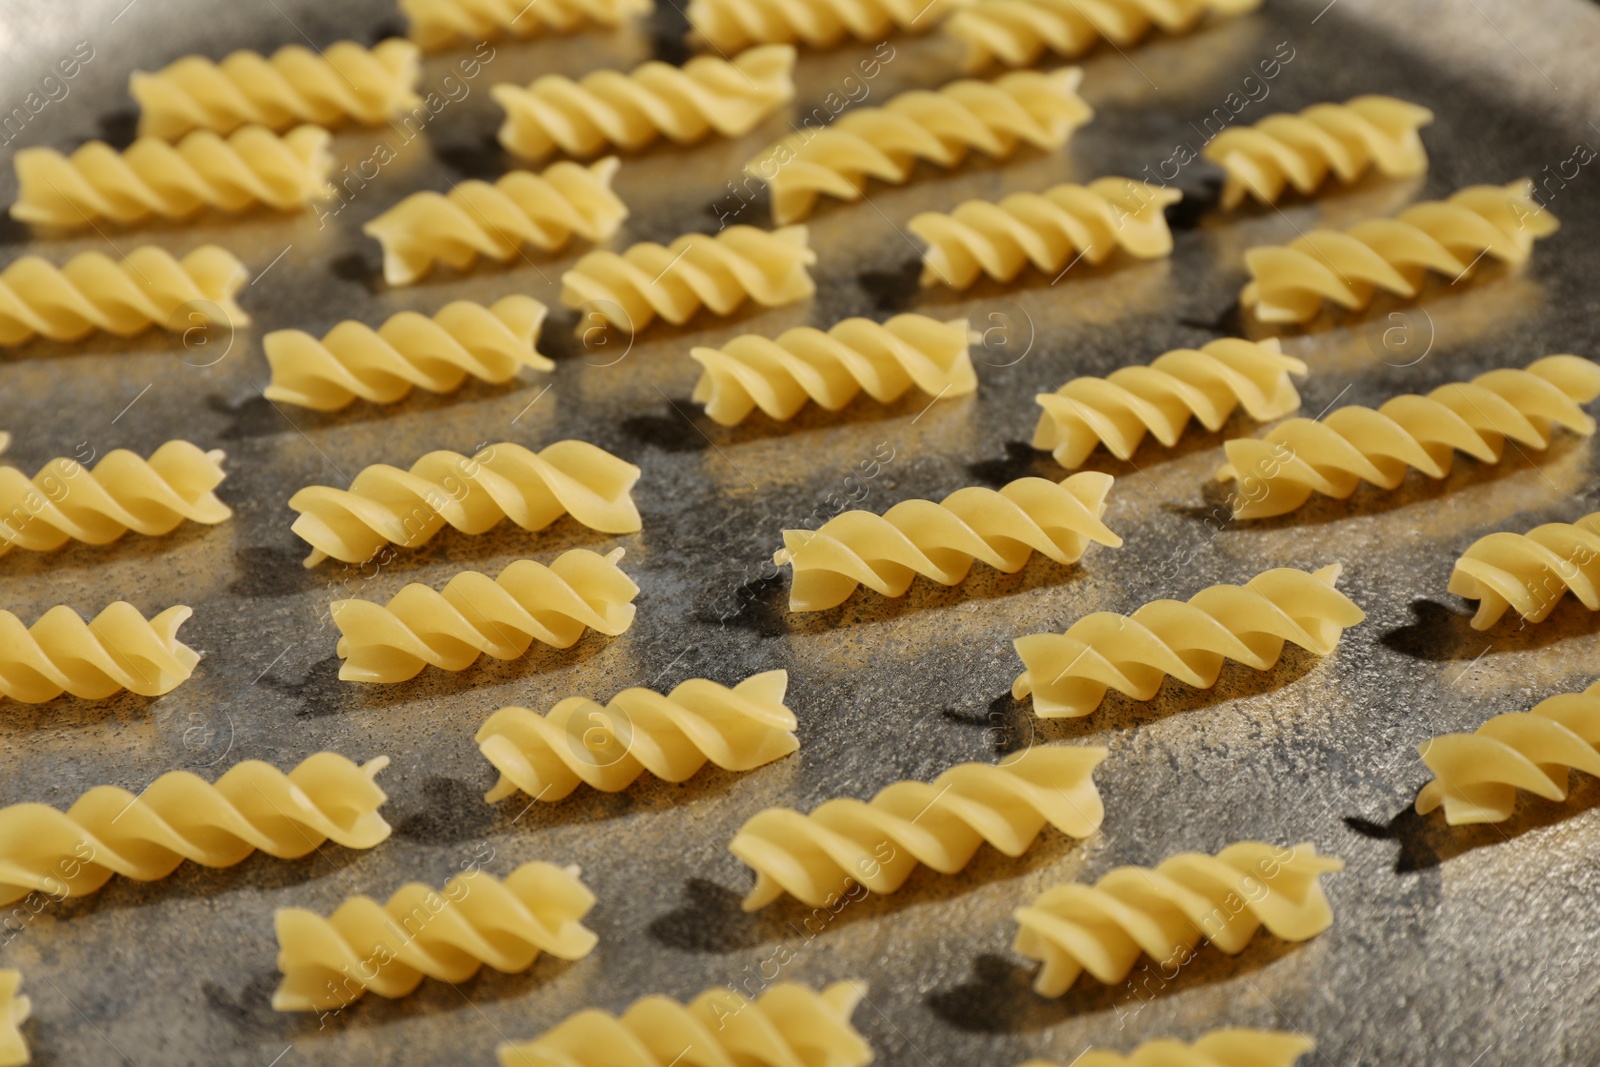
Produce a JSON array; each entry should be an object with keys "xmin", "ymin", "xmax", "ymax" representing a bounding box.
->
[
  {"xmin": 492, "ymin": 45, "xmax": 795, "ymax": 161},
  {"xmin": 1204, "ymin": 95, "xmax": 1434, "ymax": 210},
  {"xmin": 403, "ymin": 0, "xmax": 653, "ymax": 52},
  {"xmin": 12, "ymin": 125, "xmax": 332, "ymax": 227},
  {"xmin": 496, "ymin": 980, "xmax": 873, "ymax": 1067},
  {"xmin": 0, "ymin": 753, "xmax": 391, "ymax": 906},
  {"xmin": 689, "ymin": 0, "xmax": 948, "ymax": 51},
  {"xmin": 362, "ymin": 158, "xmax": 628, "ymax": 286},
  {"xmin": 273, "ymin": 861, "xmax": 597, "ymax": 1010},
  {"xmin": 1448, "ymin": 511, "xmax": 1600, "ymax": 630},
  {"xmin": 1021, "ymin": 1029, "xmax": 1316, "ymax": 1067},
  {"xmin": 290, "ymin": 440, "xmax": 641, "ymax": 566},
  {"xmin": 0, "ymin": 245, "xmax": 248, "ymax": 346},
  {"xmin": 1013, "ymin": 564, "xmax": 1364, "ymax": 717},
  {"xmin": 750, "ymin": 68, "xmax": 1093, "ymax": 225},
  {"xmin": 730, "ymin": 745, "xmax": 1107, "ymax": 909},
  {"xmin": 690, "ymin": 313, "xmax": 975, "ymax": 425},
  {"xmin": 1217, "ymin": 355, "xmax": 1600, "ymax": 519},
  {"xmin": 775, "ymin": 471, "xmax": 1123, "ymax": 611},
  {"xmin": 1034, "ymin": 337, "xmax": 1307, "ymax": 468},
  {"xmin": 945, "ymin": 0, "xmax": 1262, "ymax": 71},
  {"xmin": 264, "ymin": 296, "xmax": 551, "ymax": 411},
  {"xmin": 0, "ymin": 602, "xmax": 198, "ymax": 704},
  {"xmin": 1415, "ymin": 681, "xmax": 1600, "ymax": 824},
  {"xmin": 0, "ymin": 440, "xmax": 230, "ymax": 555},
  {"xmin": 561, "ymin": 224, "xmax": 816, "ymax": 332},
  {"xmin": 1014, "ymin": 840, "xmax": 1342, "ymax": 996},
  {"xmin": 910, "ymin": 176, "xmax": 1181, "ymax": 289},
  {"xmin": 332, "ymin": 547, "xmax": 639, "ymax": 682},
  {"xmin": 1241, "ymin": 180, "xmax": 1559, "ymax": 323},
  {"xmin": 0, "ymin": 970, "xmax": 26, "ymax": 1067},
  {"xmin": 478, "ymin": 669, "xmax": 798, "ymax": 802},
  {"xmin": 130, "ymin": 38, "xmax": 422, "ymax": 139}
]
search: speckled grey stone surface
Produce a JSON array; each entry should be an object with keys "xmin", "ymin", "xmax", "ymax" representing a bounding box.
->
[{"xmin": 1, "ymin": 0, "xmax": 1599, "ymax": 1064}]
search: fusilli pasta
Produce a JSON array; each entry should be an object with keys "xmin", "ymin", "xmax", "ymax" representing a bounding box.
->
[
  {"xmin": 0, "ymin": 602, "xmax": 198, "ymax": 704},
  {"xmin": 403, "ymin": 0, "xmax": 652, "ymax": 51},
  {"xmin": 689, "ymin": 0, "xmax": 950, "ymax": 50},
  {"xmin": 1448, "ymin": 511, "xmax": 1600, "ymax": 629},
  {"xmin": 1018, "ymin": 1029, "xmax": 1315, "ymax": 1067},
  {"xmin": 0, "ymin": 970, "xmax": 26, "ymax": 1067}
]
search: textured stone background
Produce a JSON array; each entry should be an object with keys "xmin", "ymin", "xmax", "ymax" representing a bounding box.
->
[{"xmin": 0, "ymin": 0, "xmax": 1598, "ymax": 1064}]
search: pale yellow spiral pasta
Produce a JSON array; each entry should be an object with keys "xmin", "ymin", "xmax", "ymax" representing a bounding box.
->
[
  {"xmin": 691, "ymin": 313, "xmax": 974, "ymax": 425},
  {"xmin": 1013, "ymin": 564, "xmax": 1364, "ymax": 717},
  {"xmin": 492, "ymin": 45, "xmax": 795, "ymax": 161},
  {"xmin": 730, "ymin": 745, "xmax": 1107, "ymax": 909},
  {"xmin": 1020, "ymin": 1029, "xmax": 1315, "ymax": 1067},
  {"xmin": 689, "ymin": 0, "xmax": 951, "ymax": 50},
  {"xmin": 1035, "ymin": 338, "xmax": 1306, "ymax": 468},
  {"xmin": 776, "ymin": 471, "xmax": 1122, "ymax": 611},
  {"xmin": 1204, "ymin": 95, "xmax": 1434, "ymax": 210},
  {"xmin": 0, "ymin": 602, "xmax": 198, "ymax": 704},
  {"xmin": 131, "ymin": 39, "xmax": 422, "ymax": 139},
  {"xmin": 1217, "ymin": 355, "xmax": 1600, "ymax": 519},
  {"xmin": 332, "ymin": 547, "xmax": 638, "ymax": 682},
  {"xmin": 750, "ymin": 68, "xmax": 1092, "ymax": 225},
  {"xmin": 264, "ymin": 296, "xmax": 551, "ymax": 411},
  {"xmin": 478, "ymin": 669, "xmax": 798, "ymax": 802},
  {"xmin": 910, "ymin": 176, "xmax": 1181, "ymax": 289},
  {"xmin": 0, "ymin": 754, "xmax": 391, "ymax": 906},
  {"xmin": 0, "ymin": 245, "xmax": 247, "ymax": 347},
  {"xmin": 12, "ymin": 125, "xmax": 332, "ymax": 227},
  {"xmin": 1241, "ymin": 180, "xmax": 1558, "ymax": 323},
  {"xmin": 1448, "ymin": 511, "xmax": 1600, "ymax": 630},
  {"xmin": 0, "ymin": 440, "xmax": 231, "ymax": 556},
  {"xmin": 1014, "ymin": 840, "xmax": 1342, "ymax": 996},
  {"xmin": 403, "ymin": 0, "xmax": 653, "ymax": 52},
  {"xmin": 362, "ymin": 158, "xmax": 629, "ymax": 286},
  {"xmin": 0, "ymin": 970, "xmax": 26, "ymax": 1067},
  {"xmin": 946, "ymin": 0, "xmax": 1262, "ymax": 70},
  {"xmin": 274, "ymin": 861, "xmax": 597, "ymax": 1010},
  {"xmin": 289, "ymin": 440, "xmax": 641, "ymax": 566},
  {"xmin": 496, "ymin": 981, "xmax": 873, "ymax": 1067},
  {"xmin": 562, "ymin": 224, "xmax": 816, "ymax": 332},
  {"xmin": 1415, "ymin": 681, "xmax": 1600, "ymax": 825}
]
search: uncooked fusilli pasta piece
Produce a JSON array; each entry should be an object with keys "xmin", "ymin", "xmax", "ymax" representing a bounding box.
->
[
  {"xmin": 0, "ymin": 440, "xmax": 230, "ymax": 555},
  {"xmin": 1448, "ymin": 512, "xmax": 1600, "ymax": 630},
  {"xmin": 478, "ymin": 669, "xmax": 798, "ymax": 802},
  {"xmin": 946, "ymin": 0, "xmax": 1260, "ymax": 69},
  {"xmin": 689, "ymin": 0, "xmax": 948, "ymax": 51},
  {"xmin": 691, "ymin": 314, "xmax": 974, "ymax": 425},
  {"xmin": 1035, "ymin": 338, "xmax": 1306, "ymax": 467},
  {"xmin": 274, "ymin": 861, "xmax": 597, "ymax": 1010},
  {"xmin": 130, "ymin": 39, "xmax": 422, "ymax": 139},
  {"xmin": 561, "ymin": 224, "xmax": 815, "ymax": 332},
  {"xmin": 496, "ymin": 980, "xmax": 873, "ymax": 1067},
  {"xmin": 749, "ymin": 68, "xmax": 1092, "ymax": 224},
  {"xmin": 1241, "ymin": 180, "xmax": 1558, "ymax": 323},
  {"xmin": 910, "ymin": 176, "xmax": 1180, "ymax": 289},
  {"xmin": 1019, "ymin": 1029, "xmax": 1315, "ymax": 1067},
  {"xmin": 0, "ymin": 245, "xmax": 247, "ymax": 346},
  {"xmin": 775, "ymin": 471, "xmax": 1122, "ymax": 611},
  {"xmin": 1415, "ymin": 681, "xmax": 1600, "ymax": 824},
  {"xmin": 289, "ymin": 440, "xmax": 640, "ymax": 566},
  {"xmin": 730, "ymin": 745, "xmax": 1106, "ymax": 909},
  {"xmin": 1217, "ymin": 355, "xmax": 1600, "ymax": 519},
  {"xmin": 1204, "ymin": 95, "xmax": 1434, "ymax": 210},
  {"xmin": 0, "ymin": 602, "xmax": 197, "ymax": 704},
  {"xmin": 493, "ymin": 45, "xmax": 795, "ymax": 161},
  {"xmin": 0, "ymin": 753, "xmax": 391, "ymax": 905},
  {"xmin": 332, "ymin": 547, "xmax": 638, "ymax": 682},
  {"xmin": 1013, "ymin": 564, "xmax": 1364, "ymax": 717},
  {"xmin": 362, "ymin": 158, "xmax": 628, "ymax": 286},
  {"xmin": 0, "ymin": 970, "xmax": 25, "ymax": 1067},
  {"xmin": 1014, "ymin": 840, "xmax": 1342, "ymax": 995},
  {"xmin": 12, "ymin": 125, "xmax": 332, "ymax": 227},
  {"xmin": 264, "ymin": 296, "xmax": 551, "ymax": 410},
  {"xmin": 403, "ymin": 0, "xmax": 652, "ymax": 52}
]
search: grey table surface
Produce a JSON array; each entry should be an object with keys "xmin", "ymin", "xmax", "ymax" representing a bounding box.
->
[{"xmin": 1, "ymin": 0, "xmax": 1599, "ymax": 1064}]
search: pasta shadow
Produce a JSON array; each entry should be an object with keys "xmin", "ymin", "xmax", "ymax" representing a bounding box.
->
[{"xmin": 1382, "ymin": 596, "xmax": 1600, "ymax": 663}]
